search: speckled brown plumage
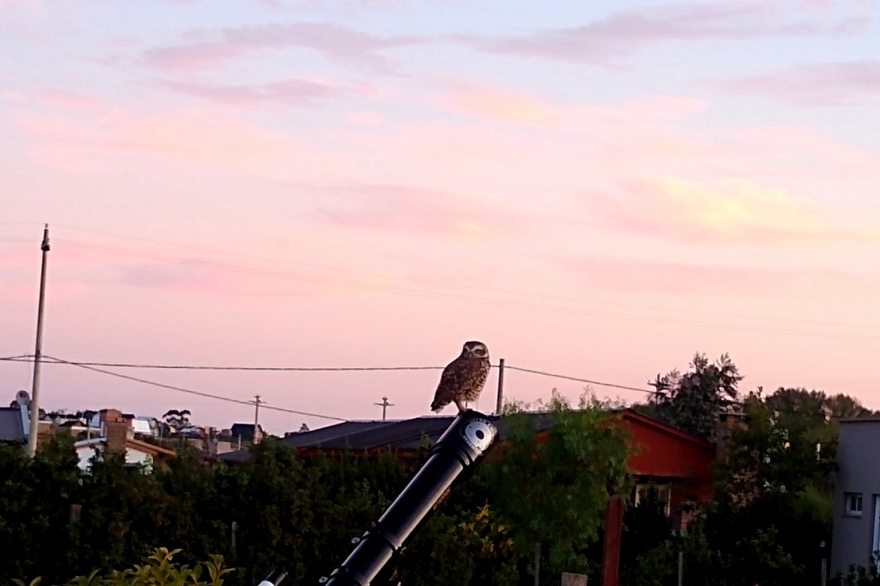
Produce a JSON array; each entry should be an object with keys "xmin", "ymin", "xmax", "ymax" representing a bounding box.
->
[{"xmin": 430, "ymin": 341, "xmax": 491, "ymax": 413}]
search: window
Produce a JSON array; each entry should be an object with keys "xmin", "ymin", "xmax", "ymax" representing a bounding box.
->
[
  {"xmin": 873, "ymin": 496, "xmax": 880, "ymax": 571},
  {"xmin": 635, "ymin": 484, "xmax": 672, "ymax": 516},
  {"xmin": 845, "ymin": 492, "xmax": 863, "ymax": 517}
]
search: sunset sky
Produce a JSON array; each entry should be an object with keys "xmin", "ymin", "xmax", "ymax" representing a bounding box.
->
[{"xmin": 2, "ymin": 0, "xmax": 879, "ymax": 433}]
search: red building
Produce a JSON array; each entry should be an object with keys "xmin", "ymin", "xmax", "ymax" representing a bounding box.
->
[
  {"xmin": 222, "ymin": 408, "xmax": 716, "ymax": 514},
  {"xmin": 220, "ymin": 408, "xmax": 719, "ymax": 586},
  {"xmin": 618, "ymin": 409, "xmax": 715, "ymax": 516}
]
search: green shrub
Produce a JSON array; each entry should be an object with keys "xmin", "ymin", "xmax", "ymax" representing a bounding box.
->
[{"xmin": 16, "ymin": 548, "xmax": 233, "ymax": 586}]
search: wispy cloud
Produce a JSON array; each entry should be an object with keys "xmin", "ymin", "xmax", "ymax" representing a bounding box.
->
[
  {"xmin": 116, "ymin": 255, "xmax": 403, "ymax": 299},
  {"xmin": 143, "ymin": 22, "xmax": 424, "ymax": 73},
  {"xmin": 708, "ymin": 60, "xmax": 880, "ymax": 106},
  {"xmin": 592, "ymin": 176, "xmax": 880, "ymax": 246},
  {"xmin": 14, "ymin": 107, "xmax": 310, "ymax": 174},
  {"xmin": 454, "ymin": 2, "xmax": 869, "ymax": 64},
  {"xmin": 0, "ymin": 279, "xmax": 87, "ymax": 302},
  {"xmin": 163, "ymin": 78, "xmax": 370, "ymax": 106},
  {"xmin": 311, "ymin": 183, "xmax": 522, "ymax": 239},
  {"xmin": 39, "ymin": 89, "xmax": 103, "ymax": 109},
  {"xmin": 567, "ymin": 256, "xmax": 875, "ymax": 298},
  {"xmin": 440, "ymin": 85, "xmax": 707, "ymax": 130}
]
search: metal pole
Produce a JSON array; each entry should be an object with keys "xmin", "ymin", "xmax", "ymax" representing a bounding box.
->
[
  {"xmin": 27, "ymin": 224, "xmax": 50, "ymax": 458},
  {"xmin": 374, "ymin": 397, "xmax": 394, "ymax": 420},
  {"xmin": 678, "ymin": 551, "xmax": 683, "ymax": 586},
  {"xmin": 495, "ymin": 358, "xmax": 505, "ymax": 414},
  {"xmin": 253, "ymin": 395, "xmax": 262, "ymax": 445},
  {"xmin": 314, "ymin": 410, "xmax": 498, "ymax": 586},
  {"xmin": 534, "ymin": 542, "xmax": 540, "ymax": 586},
  {"xmin": 231, "ymin": 521, "xmax": 237, "ymax": 556},
  {"xmin": 820, "ymin": 558, "xmax": 827, "ymax": 586}
]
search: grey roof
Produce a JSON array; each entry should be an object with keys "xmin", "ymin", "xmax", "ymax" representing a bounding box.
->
[
  {"xmin": 283, "ymin": 421, "xmax": 393, "ymax": 447},
  {"xmin": 0, "ymin": 407, "xmax": 26, "ymax": 442},
  {"xmin": 217, "ymin": 420, "xmax": 393, "ymax": 463},
  {"xmin": 217, "ymin": 412, "xmax": 556, "ymax": 463}
]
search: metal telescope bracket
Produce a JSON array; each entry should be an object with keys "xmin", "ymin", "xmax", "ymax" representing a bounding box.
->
[{"xmin": 256, "ymin": 410, "xmax": 498, "ymax": 586}]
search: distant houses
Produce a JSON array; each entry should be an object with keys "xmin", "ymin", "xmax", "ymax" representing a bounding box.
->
[{"xmin": 0, "ymin": 390, "xmax": 266, "ymax": 467}]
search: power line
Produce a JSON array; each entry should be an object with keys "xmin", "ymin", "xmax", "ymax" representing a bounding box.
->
[
  {"xmin": 1, "ymin": 355, "xmax": 654, "ymax": 395},
  {"xmin": 43, "ymin": 225, "xmax": 880, "ymax": 336},
  {"xmin": 48, "ymin": 238, "xmax": 880, "ymax": 342},
  {"xmin": 32, "ymin": 355, "xmax": 346, "ymax": 422},
  {"xmin": 0, "ymin": 356, "xmax": 443, "ymax": 372},
  {"xmin": 503, "ymin": 365, "xmax": 656, "ymax": 395}
]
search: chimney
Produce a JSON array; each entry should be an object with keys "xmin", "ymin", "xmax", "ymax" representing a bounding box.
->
[
  {"xmin": 100, "ymin": 408, "xmax": 123, "ymax": 424},
  {"xmin": 104, "ymin": 420, "xmax": 128, "ymax": 455}
]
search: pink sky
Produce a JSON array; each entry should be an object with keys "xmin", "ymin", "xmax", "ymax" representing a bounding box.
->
[{"xmin": 2, "ymin": 0, "xmax": 880, "ymax": 433}]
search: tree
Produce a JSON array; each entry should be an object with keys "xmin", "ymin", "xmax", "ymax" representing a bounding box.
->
[
  {"xmin": 825, "ymin": 393, "xmax": 874, "ymax": 419},
  {"xmin": 485, "ymin": 391, "xmax": 631, "ymax": 582},
  {"xmin": 162, "ymin": 410, "xmax": 192, "ymax": 436},
  {"xmin": 648, "ymin": 353, "xmax": 742, "ymax": 441}
]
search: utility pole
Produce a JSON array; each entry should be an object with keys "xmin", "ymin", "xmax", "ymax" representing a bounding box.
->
[
  {"xmin": 252, "ymin": 395, "xmax": 262, "ymax": 445},
  {"xmin": 677, "ymin": 550, "xmax": 684, "ymax": 586},
  {"xmin": 27, "ymin": 225, "xmax": 50, "ymax": 458},
  {"xmin": 495, "ymin": 358, "xmax": 505, "ymax": 415},
  {"xmin": 374, "ymin": 396, "xmax": 394, "ymax": 420}
]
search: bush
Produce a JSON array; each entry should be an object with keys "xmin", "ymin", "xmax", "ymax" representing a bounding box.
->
[{"xmin": 14, "ymin": 548, "xmax": 232, "ymax": 586}]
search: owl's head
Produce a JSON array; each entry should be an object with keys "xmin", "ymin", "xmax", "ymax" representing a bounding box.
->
[{"xmin": 461, "ymin": 341, "xmax": 489, "ymax": 360}]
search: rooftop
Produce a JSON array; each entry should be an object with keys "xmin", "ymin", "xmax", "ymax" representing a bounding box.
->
[{"xmin": 0, "ymin": 406, "xmax": 26, "ymax": 442}]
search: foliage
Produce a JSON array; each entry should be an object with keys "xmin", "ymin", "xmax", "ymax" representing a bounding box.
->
[
  {"xmin": 162, "ymin": 410, "xmax": 192, "ymax": 435},
  {"xmin": 487, "ymin": 390, "xmax": 631, "ymax": 576},
  {"xmin": 830, "ymin": 564, "xmax": 880, "ymax": 586},
  {"xmin": 23, "ymin": 547, "xmax": 232, "ymax": 586},
  {"xmin": 625, "ymin": 375, "xmax": 875, "ymax": 586},
  {"xmin": 399, "ymin": 505, "xmax": 519, "ymax": 586},
  {"xmin": 6, "ymin": 358, "xmax": 879, "ymax": 586},
  {"xmin": 648, "ymin": 352, "xmax": 742, "ymax": 441}
]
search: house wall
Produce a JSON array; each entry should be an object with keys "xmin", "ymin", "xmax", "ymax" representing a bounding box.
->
[
  {"xmin": 125, "ymin": 449, "xmax": 154, "ymax": 469},
  {"xmin": 76, "ymin": 444, "xmax": 155, "ymax": 471},
  {"xmin": 77, "ymin": 446, "xmax": 98, "ymax": 471},
  {"xmin": 831, "ymin": 420, "xmax": 880, "ymax": 575},
  {"xmin": 624, "ymin": 418, "xmax": 715, "ymax": 504}
]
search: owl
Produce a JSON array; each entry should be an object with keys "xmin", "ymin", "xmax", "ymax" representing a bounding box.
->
[{"xmin": 430, "ymin": 341, "xmax": 491, "ymax": 413}]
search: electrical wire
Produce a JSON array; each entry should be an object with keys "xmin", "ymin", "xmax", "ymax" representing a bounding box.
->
[
  {"xmin": 0, "ymin": 356, "xmax": 443, "ymax": 372},
  {"xmin": 3, "ymin": 355, "xmax": 866, "ymax": 419},
  {"xmin": 503, "ymin": 365, "xmax": 655, "ymax": 394},
  {"xmin": 46, "ymin": 224, "xmax": 880, "ymax": 333},
  {"xmin": 32, "ymin": 355, "xmax": 346, "ymax": 422},
  {"xmin": 1, "ymin": 355, "xmax": 654, "ymax": 394},
  {"xmin": 49, "ymin": 238, "xmax": 880, "ymax": 342}
]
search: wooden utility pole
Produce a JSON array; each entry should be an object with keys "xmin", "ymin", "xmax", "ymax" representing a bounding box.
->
[
  {"xmin": 600, "ymin": 495, "xmax": 624, "ymax": 586},
  {"xmin": 253, "ymin": 395, "xmax": 262, "ymax": 445},
  {"xmin": 495, "ymin": 358, "xmax": 505, "ymax": 414},
  {"xmin": 27, "ymin": 225, "xmax": 50, "ymax": 458},
  {"xmin": 374, "ymin": 396, "xmax": 394, "ymax": 420}
]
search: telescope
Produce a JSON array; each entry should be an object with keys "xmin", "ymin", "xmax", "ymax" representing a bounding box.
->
[{"xmin": 256, "ymin": 409, "xmax": 498, "ymax": 586}]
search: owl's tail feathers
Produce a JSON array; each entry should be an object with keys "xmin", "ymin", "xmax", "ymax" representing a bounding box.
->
[{"xmin": 430, "ymin": 399, "xmax": 445, "ymax": 413}]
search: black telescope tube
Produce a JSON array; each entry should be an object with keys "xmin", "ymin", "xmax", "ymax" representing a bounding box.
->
[{"xmin": 316, "ymin": 410, "xmax": 498, "ymax": 586}]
